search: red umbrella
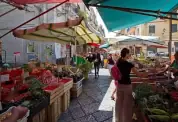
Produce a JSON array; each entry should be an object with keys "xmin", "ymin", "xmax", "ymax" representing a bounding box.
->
[
  {"xmin": 87, "ymin": 43, "xmax": 100, "ymax": 47},
  {"xmin": 9, "ymin": 0, "xmax": 81, "ymax": 5}
]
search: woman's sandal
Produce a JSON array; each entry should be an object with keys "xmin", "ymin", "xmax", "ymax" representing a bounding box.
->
[{"xmin": 111, "ymin": 96, "xmax": 115, "ymax": 101}]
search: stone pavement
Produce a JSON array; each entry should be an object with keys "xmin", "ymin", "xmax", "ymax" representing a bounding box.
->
[{"xmin": 58, "ymin": 68, "xmax": 116, "ymax": 122}]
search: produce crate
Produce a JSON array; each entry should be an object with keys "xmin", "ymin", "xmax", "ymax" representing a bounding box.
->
[
  {"xmin": 61, "ymin": 78, "xmax": 73, "ymax": 92},
  {"xmin": 47, "ymin": 97, "xmax": 62, "ymax": 122},
  {"xmin": 30, "ymin": 109, "xmax": 47, "ymax": 122},
  {"xmin": 44, "ymin": 83, "xmax": 64, "ymax": 104},
  {"xmin": 61, "ymin": 90, "xmax": 70, "ymax": 112},
  {"xmin": 71, "ymin": 77, "xmax": 84, "ymax": 91},
  {"xmin": 71, "ymin": 85, "xmax": 82, "ymax": 98}
]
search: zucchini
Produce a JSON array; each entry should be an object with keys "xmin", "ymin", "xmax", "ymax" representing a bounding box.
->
[
  {"xmin": 171, "ymin": 113, "xmax": 178, "ymax": 120},
  {"xmin": 149, "ymin": 115, "xmax": 170, "ymax": 122},
  {"xmin": 146, "ymin": 108, "xmax": 169, "ymax": 115}
]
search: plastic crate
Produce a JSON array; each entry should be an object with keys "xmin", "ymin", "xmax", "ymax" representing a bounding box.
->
[
  {"xmin": 0, "ymin": 106, "xmax": 30, "ymax": 122},
  {"xmin": 71, "ymin": 77, "xmax": 84, "ymax": 91}
]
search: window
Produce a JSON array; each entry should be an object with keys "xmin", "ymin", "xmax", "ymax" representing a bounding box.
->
[
  {"xmin": 137, "ymin": 28, "xmax": 139, "ymax": 35},
  {"xmin": 149, "ymin": 25, "xmax": 155, "ymax": 33},
  {"xmin": 172, "ymin": 24, "xmax": 177, "ymax": 33}
]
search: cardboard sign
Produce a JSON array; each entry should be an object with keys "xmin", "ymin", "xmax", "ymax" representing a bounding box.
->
[{"xmin": 0, "ymin": 74, "xmax": 9, "ymax": 82}]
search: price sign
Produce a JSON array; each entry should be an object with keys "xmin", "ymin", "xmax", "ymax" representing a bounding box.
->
[
  {"xmin": 0, "ymin": 74, "xmax": 9, "ymax": 82},
  {"xmin": 14, "ymin": 52, "xmax": 20, "ymax": 56}
]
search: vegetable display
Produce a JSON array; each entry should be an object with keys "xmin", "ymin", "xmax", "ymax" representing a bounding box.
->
[{"xmin": 134, "ymin": 82, "xmax": 178, "ymax": 122}]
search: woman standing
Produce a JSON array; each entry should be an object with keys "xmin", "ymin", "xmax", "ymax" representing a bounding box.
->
[
  {"xmin": 107, "ymin": 54, "xmax": 115, "ymax": 77},
  {"xmin": 115, "ymin": 48, "xmax": 148, "ymax": 122}
]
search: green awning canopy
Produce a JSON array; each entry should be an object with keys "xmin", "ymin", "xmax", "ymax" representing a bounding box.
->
[{"xmin": 84, "ymin": 0, "xmax": 178, "ymax": 32}]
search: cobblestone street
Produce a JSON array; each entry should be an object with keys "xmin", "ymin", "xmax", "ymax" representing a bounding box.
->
[{"xmin": 58, "ymin": 69, "xmax": 115, "ymax": 122}]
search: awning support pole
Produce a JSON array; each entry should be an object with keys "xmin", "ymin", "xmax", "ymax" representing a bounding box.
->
[
  {"xmin": 0, "ymin": 0, "xmax": 68, "ymax": 39},
  {"xmin": 0, "ymin": 8, "xmax": 17, "ymax": 18},
  {"xmin": 168, "ymin": 15, "xmax": 172, "ymax": 61}
]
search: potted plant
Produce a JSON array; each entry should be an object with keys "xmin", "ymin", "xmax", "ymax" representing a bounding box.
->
[{"xmin": 77, "ymin": 60, "xmax": 93, "ymax": 80}]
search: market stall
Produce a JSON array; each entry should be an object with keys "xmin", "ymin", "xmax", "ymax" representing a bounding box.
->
[
  {"xmin": 0, "ymin": 0, "xmax": 102, "ymax": 122},
  {"xmin": 0, "ymin": 63, "xmax": 75, "ymax": 122},
  {"xmin": 129, "ymin": 58, "xmax": 178, "ymax": 122}
]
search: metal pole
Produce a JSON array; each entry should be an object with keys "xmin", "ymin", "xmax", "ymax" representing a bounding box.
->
[
  {"xmin": 168, "ymin": 14, "xmax": 172, "ymax": 60},
  {"xmin": 0, "ymin": 0, "xmax": 68, "ymax": 39},
  {"xmin": 0, "ymin": 8, "xmax": 17, "ymax": 18}
]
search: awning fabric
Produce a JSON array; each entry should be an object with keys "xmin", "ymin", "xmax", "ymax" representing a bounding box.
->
[
  {"xmin": 84, "ymin": 0, "xmax": 178, "ymax": 31},
  {"xmin": 87, "ymin": 43, "xmax": 100, "ymax": 47},
  {"xmin": 9, "ymin": 0, "xmax": 82, "ymax": 5},
  {"xmin": 13, "ymin": 18, "xmax": 102, "ymax": 45},
  {"xmin": 99, "ymin": 43, "xmax": 110, "ymax": 48},
  {"xmin": 148, "ymin": 45, "xmax": 167, "ymax": 48}
]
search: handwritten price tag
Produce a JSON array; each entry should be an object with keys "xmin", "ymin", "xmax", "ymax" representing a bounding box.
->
[{"xmin": 0, "ymin": 74, "xmax": 9, "ymax": 82}]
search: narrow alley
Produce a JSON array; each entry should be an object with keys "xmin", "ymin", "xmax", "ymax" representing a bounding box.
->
[{"xmin": 58, "ymin": 69, "xmax": 115, "ymax": 122}]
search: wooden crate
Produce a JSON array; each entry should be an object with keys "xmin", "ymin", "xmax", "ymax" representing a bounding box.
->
[
  {"xmin": 47, "ymin": 97, "xmax": 62, "ymax": 122},
  {"xmin": 62, "ymin": 78, "xmax": 73, "ymax": 92},
  {"xmin": 44, "ymin": 83, "xmax": 64, "ymax": 104},
  {"xmin": 31, "ymin": 109, "xmax": 47, "ymax": 122},
  {"xmin": 61, "ymin": 90, "xmax": 70, "ymax": 112},
  {"xmin": 71, "ymin": 85, "xmax": 82, "ymax": 98}
]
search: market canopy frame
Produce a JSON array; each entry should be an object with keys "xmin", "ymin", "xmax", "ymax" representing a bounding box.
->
[
  {"xmin": 109, "ymin": 35, "xmax": 168, "ymax": 48},
  {"xmin": 84, "ymin": 0, "xmax": 178, "ymax": 31},
  {"xmin": 2, "ymin": 0, "xmax": 82, "ymax": 5},
  {"xmin": 13, "ymin": 18, "xmax": 102, "ymax": 45}
]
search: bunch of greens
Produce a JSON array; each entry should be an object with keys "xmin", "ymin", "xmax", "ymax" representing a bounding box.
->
[
  {"xmin": 134, "ymin": 83, "xmax": 154, "ymax": 102},
  {"xmin": 28, "ymin": 78, "xmax": 45, "ymax": 99}
]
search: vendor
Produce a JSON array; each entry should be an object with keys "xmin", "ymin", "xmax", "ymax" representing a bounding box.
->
[
  {"xmin": 169, "ymin": 52, "xmax": 178, "ymax": 76},
  {"xmin": 159, "ymin": 52, "xmax": 178, "ymax": 76}
]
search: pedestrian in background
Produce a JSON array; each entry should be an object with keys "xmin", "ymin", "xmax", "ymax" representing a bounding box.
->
[
  {"xmin": 100, "ymin": 53, "xmax": 104, "ymax": 68},
  {"xmin": 93, "ymin": 50, "xmax": 101, "ymax": 78},
  {"xmin": 107, "ymin": 54, "xmax": 115, "ymax": 77}
]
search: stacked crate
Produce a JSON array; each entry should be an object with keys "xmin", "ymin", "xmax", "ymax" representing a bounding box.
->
[
  {"xmin": 45, "ymin": 79, "xmax": 73, "ymax": 122},
  {"xmin": 47, "ymin": 97, "xmax": 62, "ymax": 122},
  {"xmin": 61, "ymin": 79, "xmax": 73, "ymax": 112},
  {"xmin": 32, "ymin": 109, "xmax": 47, "ymax": 122},
  {"xmin": 45, "ymin": 84, "xmax": 64, "ymax": 122}
]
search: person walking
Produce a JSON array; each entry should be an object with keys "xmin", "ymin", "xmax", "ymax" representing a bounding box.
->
[
  {"xmin": 86, "ymin": 52, "xmax": 93, "ymax": 63},
  {"xmin": 100, "ymin": 53, "xmax": 104, "ymax": 68},
  {"xmin": 115, "ymin": 48, "xmax": 149, "ymax": 122},
  {"xmin": 86, "ymin": 52, "xmax": 93, "ymax": 74},
  {"xmin": 93, "ymin": 51, "xmax": 101, "ymax": 78},
  {"xmin": 107, "ymin": 54, "xmax": 115, "ymax": 77}
]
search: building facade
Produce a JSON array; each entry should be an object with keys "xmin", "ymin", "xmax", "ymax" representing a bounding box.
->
[{"xmin": 0, "ymin": 3, "xmax": 90, "ymax": 65}]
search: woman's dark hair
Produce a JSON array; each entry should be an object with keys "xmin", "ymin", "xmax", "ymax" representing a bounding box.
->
[
  {"xmin": 117, "ymin": 48, "xmax": 130, "ymax": 63},
  {"xmin": 175, "ymin": 51, "xmax": 178, "ymax": 56},
  {"xmin": 120, "ymin": 48, "xmax": 130, "ymax": 58}
]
